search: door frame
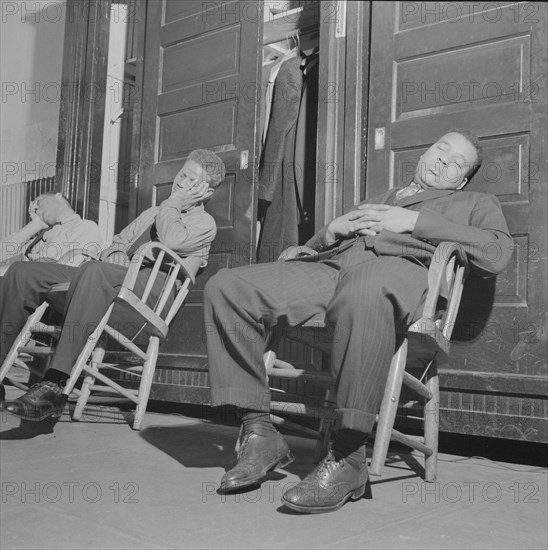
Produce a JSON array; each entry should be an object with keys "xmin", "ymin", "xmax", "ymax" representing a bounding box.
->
[
  {"xmin": 56, "ymin": 0, "xmax": 112, "ymax": 221},
  {"xmin": 316, "ymin": 1, "xmax": 371, "ymax": 229}
]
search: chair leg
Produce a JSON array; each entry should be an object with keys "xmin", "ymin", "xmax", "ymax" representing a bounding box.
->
[
  {"xmin": 63, "ymin": 305, "xmax": 113, "ymax": 398},
  {"xmin": 313, "ymin": 388, "xmax": 334, "ymax": 462},
  {"xmin": 72, "ymin": 343, "xmax": 106, "ymax": 421},
  {"xmin": 370, "ymin": 339, "xmax": 408, "ymax": 477},
  {"xmin": 0, "ymin": 302, "xmax": 49, "ymax": 383},
  {"xmin": 424, "ymin": 361, "xmax": 439, "ymax": 482},
  {"xmin": 133, "ymin": 336, "xmax": 159, "ymax": 430}
]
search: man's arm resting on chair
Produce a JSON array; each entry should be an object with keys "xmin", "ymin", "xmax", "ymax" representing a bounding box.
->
[
  {"xmin": 100, "ymin": 208, "xmax": 158, "ymax": 266},
  {"xmin": 409, "ymin": 195, "xmax": 513, "ymax": 276}
]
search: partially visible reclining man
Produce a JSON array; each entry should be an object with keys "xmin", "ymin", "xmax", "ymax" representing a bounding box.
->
[
  {"xmin": 1, "ymin": 192, "xmax": 101, "ymax": 273},
  {"xmin": 0, "ymin": 192, "xmax": 101, "ymax": 401},
  {"xmin": 1, "ymin": 149, "xmax": 225, "ymax": 420},
  {"xmin": 203, "ymin": 129, "xmax": 513, "ymax": 514}
]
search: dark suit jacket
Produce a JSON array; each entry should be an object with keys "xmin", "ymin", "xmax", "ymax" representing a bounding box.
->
[{"xmin": 302, "ymin": 188, "xmax": 514, "ymax": 278}]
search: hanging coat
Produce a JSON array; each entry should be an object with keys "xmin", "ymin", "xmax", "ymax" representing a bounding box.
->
[{"xmin": 257, "ymin": 55, "xmax": 303, "ymax": 263}]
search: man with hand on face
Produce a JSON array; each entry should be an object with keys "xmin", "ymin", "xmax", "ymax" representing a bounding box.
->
[
  {"xmin": 1, "ymin": 192, "xmax": 101, "ymax": 273},
  {"xmin": 1, "ymin": 149, "xmax": 225, "ymax": 421},
  {"xmin": 203, "ymin": 129, "xmax": 513, "ymax": 514}
]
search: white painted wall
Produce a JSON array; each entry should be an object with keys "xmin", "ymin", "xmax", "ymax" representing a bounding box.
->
[{"xmin": 0, "ymin": 0, "xmax": 66, "ymax": 188}]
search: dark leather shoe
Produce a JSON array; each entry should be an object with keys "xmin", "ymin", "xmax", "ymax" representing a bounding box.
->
[
  {"xmin": 220, "ymin": 429, "xmax": 294, "ymax": 492},
  {"xmin": 3, "ymin": 381, "xmax": 67, "ymax": 421},
  {"xmin": 281, "ymin": 449, "xmax": 370, "ymax": 513}
]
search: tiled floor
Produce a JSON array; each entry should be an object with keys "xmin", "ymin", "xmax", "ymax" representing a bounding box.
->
[{"xmin": 1, "ymin": 388, "xmax": 547, "ymax": 550}]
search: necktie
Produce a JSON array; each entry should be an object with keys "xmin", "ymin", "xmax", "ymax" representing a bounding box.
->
[
  {"xmin": 395, "ymin": 183, "xmax": 423, "ymax": 201},
  {"xmin": 24, "ymin": 229, "xmax": 47, "ymax": 259}
]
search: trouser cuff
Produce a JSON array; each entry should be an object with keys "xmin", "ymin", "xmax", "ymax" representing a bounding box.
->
[
  {"xmin": 335, "ymin": 407, "xmax": 376, "ymax": 435},
  {"xmin": 209, "ymin": 387, "xmax": 271, "ymax": 413}
]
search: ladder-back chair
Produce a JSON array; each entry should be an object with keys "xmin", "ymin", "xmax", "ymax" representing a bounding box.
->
[{"xmin": 0, "ymin": 243, "xmax": 201, "ymax": 429}]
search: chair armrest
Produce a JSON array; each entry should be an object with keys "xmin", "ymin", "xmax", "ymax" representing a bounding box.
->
[
  {"xmin": 124, "ymin": 242, "xmax": 201, "ymax": 290},
  {"xmin": 421, "ymin": 241, "xmax": 470, "ymax": 323},
  {"xmin": 278, "ymin": 245, "xmax": 318, "ymax": 261}
]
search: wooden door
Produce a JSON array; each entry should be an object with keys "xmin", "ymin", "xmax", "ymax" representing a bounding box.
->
[
  {"xmin": 135, "ymin": 0, "xmax": 262, "ymax": 389},
  {"xmin": 366, "ymin": 2, "xmax": 547, "ymax": 441}
]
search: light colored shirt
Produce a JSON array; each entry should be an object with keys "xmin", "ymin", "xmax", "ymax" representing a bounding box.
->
[
  {"xmin": 0, "ymin": 213, "xmax": 101, "ymax": 267},
  {"xmin": 101, "ymin": 200, "xmax": 216, "ymax": 268}
]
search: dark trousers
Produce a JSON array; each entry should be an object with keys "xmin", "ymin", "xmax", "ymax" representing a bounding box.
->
[
  {"xmin": 204, "ymin": 247, "xmax": 429, "ymax": 435},
  {"xmin": 0, "ymin": 261, "xmax": 171, "ymax": 376}
]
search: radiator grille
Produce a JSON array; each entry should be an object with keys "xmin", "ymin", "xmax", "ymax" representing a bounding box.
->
[{"xmin": 0, "ymin": 177, "xmax": 56, "ymax": 241}]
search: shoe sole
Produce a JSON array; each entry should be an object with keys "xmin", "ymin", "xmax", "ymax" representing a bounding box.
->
[
  {"xmin": 281, "ymin": 481, "xmax": 369, "ymax": 514},
  {"xmin": 219, "ymin": 451, "xmax": 295, "ymax": 492}
]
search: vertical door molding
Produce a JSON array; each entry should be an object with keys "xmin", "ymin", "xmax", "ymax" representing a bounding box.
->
[
  {"xmin": 316, "ymin": 1, "xmax": 346, "ymax": 227},
  {"xmin": 316, "ymin": 1, "xmax": 371, "ymax": 226},
  {"xmin": 343, "ymin": 1, "xmax": 371, "ymax": 211},
  {"xmin": 55, "ymin": 0, "xmax": 112, "ymax": 221},
  {"xmin": 127, "ymin": 0, "xmax": 146, "ymax": 222}
]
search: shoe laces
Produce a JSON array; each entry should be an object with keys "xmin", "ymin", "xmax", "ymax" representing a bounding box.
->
[
  {"xmin": 235, "ymin": 426, "xmax": 253, "ymax": 458},
  {"xmin": 310, "ymin": 450, "xmax": 341, "ymax": 482},
  {"xmin": 25, "ymin": 381, "xmax": 59, "ymax": 398}
]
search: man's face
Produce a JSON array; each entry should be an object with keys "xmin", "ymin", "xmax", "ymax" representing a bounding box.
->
[
  {"xmin": 171, "ymin": 159, "xmax": 208, "ymax": 195},
  {"xmin": 34, "ymin": 195, "xmax": 60, "ymax": 226},
  {"xmin": 414, "ymin": 132, "xmax": 479, "ymax": 190}
]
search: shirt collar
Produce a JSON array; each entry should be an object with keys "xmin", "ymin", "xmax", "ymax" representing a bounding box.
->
[
  {"xmin": 44, "ymin": 213, "xmax": 81, "ymax": 234},
  {"xmin": 57, "ymin": 212, "xmax": 81, "ymax": 225},
  {"xmin": 183, "ymin": 203, "xmax": 205, "ymax": 214}
]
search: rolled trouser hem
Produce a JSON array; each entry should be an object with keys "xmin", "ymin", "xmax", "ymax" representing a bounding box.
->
[
  {"xmin": 210, "ymin": 388, "xmax": 271, "ymax": 413},
  {"xmin": 335, "ymin": 408, "xmax": 376, "ymax": 435}
]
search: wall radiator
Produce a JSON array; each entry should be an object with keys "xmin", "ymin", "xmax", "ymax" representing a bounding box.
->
[{"xmin": 0, "ymin": 177, "xmax": 56, "ymax": 241}]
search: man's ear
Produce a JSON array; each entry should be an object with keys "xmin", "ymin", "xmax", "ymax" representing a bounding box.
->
[{"xmin": 205, "ymin": 187, "xmax": 214, "ymax": 198}]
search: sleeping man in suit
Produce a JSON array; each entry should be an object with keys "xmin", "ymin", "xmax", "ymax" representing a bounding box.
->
[{"xmin": 203, "ymin": 129, "xmax": 513, "ymax": 513}]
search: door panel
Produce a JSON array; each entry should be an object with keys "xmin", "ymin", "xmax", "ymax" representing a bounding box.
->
[
  {"xmin": 137, "ymin": 0, "xmax": 261, "ymax": 360},
  {"xmin": 367, "ymin": 2, "xmax": 547, "ymax": 440}
]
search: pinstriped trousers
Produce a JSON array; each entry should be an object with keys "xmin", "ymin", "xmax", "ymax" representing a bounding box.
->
[{"xmin": 204, "ymin": 240, "xmax": 429, "ymax": 435}]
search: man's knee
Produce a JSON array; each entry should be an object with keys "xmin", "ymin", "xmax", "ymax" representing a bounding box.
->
[
  {"xmin": 204, "ymin": 267, "xmax": 236, "ymax": 305},
  {"xmin": 74, "ymin": 260, "xmax": 113, "ymax": 284},
  {"xmin": 3, "ymin": 261, "xmax": 28, "ymax": 279},
  {"xmin": 2, "ymin": 261, "xmax": 39, "ymax": 285},
  {"xmin": 78, "ymin": 260, "xmax": 103, "ymax": 275}
]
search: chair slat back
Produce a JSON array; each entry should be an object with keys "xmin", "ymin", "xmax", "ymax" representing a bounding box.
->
[
  {"xmin": 424, "ymin": 243, "xmax": 469, "ymax": 344},
  {"xmin": 442, "ymin": 265, "xmax": 465, "ymax": 340},
  {"xmin": 163, "ymin": 256, "xmax": 202, "ymax": 325},
  {"xmin": 140, "ymin": 249, "xmax": 165, "ymax": 304},
  {"xmin": 155, "ymin": 263, "xmax": 181, "ymax": 318},
  {"xmin": 121, "ymin": 243, "xmax": 201, "ymax": 329}
]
